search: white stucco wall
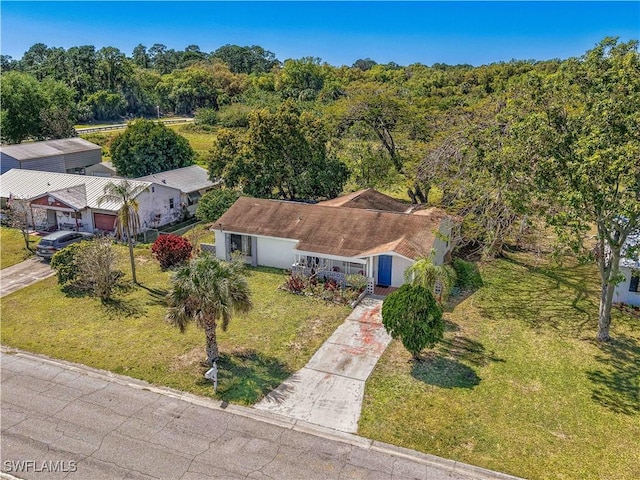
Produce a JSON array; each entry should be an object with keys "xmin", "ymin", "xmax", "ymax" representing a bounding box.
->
[
  {"xmin": 614, "ymin": 267, "xmax": 640, "ymax": 306},
  {"xmin": 391, "ymin": 255, "xmax": 414, "ymax": 287},
  {"xmin": 256, "ymin": 236, "xmax": 299, "ymax": 269},
  {"xmin": 211, "ymin": 231, "xmax": 298, "ymax": 269},
  {"xmin": 431, "ymin": 218, "xmax": 456, "ymax": 265},
  {"xmin": 136, "ymin": 183, "xmax": 183, "ymax": 228}
]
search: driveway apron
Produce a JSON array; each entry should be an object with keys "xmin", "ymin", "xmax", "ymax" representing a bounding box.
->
[
  {"xmin": 255, "ymin": 297, "xmax": 391, "ymax": 433},
  {"xmin": 0, "ymin": 258, "xmax": 54, "ymax": 298}
]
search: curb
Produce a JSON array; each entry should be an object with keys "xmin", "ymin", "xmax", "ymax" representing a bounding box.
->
[{"xmin": 1, "ymin": 347, "xmax": 524, "ymax": 480}]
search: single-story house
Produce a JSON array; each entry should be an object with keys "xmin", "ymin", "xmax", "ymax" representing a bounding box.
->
[
  {"xmin": 0, "ymin": 169, "xmax": 183, "ymax": 233},
  {"xmin": 136, "ymin": 165, "xmax": 220, "ymax": 215},
  {"xmin": 212, "ymin": 190, "xmax": 460, "ymax": 293},
  {"xmin": 615, "ymin": 232, "xmax": 640, "ymax": 306},
  {"xmin": 0, "ymin": 138, "xmax": 102, "ymax": 175}
]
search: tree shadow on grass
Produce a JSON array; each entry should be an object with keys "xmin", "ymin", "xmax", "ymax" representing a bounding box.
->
[
  {"xmin": 587, "ymin": 334, "xmax": 640, "ymax": 415},
  {"xmin": 138, "ymin": 283, "xmax": 169, "ymax": 307},
  {"xmin": 477, "ymin": 254, "xmax": 597, "ymax": 336},
  {"xmin": 412, "ymin": 355, "xmax": 481, "ymax": 389},
  {"xmin": 194, "ymin": 348, "xmax": 292, "ymax": 405},
  {"xmin": 438, "ymin": 335, "xmax": 505, "ymax": 367},
  {"xmin": 101, "ymin": 297, "xmax": 145, "ymax": 319}
]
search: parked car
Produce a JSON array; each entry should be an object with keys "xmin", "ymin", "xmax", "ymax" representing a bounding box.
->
[{"xmin": 36, "ymin": 231, "xmax": 94, "ymax": 260}]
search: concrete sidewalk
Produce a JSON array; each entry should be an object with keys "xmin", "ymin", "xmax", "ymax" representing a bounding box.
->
[
  {"xmin": 0, "ymin": 258, "xmax": 54, "ymax": 298},
  {"xmin": 255, "ymin": 297, "xmax": 391, "ymax": 432},
  {"xmin": 1, "ymin": 348, "xmax": 522, "ymax": 480}
]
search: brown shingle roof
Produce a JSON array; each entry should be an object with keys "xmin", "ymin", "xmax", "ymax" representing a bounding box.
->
[
  {"xmin": 318, "ymin": 188, "xmax": 411, "ymax": 213},
  {"xmin": 214, "ymin": 196, "xmax": 454, "ymax": 260}
]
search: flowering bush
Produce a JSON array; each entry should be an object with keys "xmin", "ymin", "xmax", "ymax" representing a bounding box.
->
[{"xmin": 151, "ymin": 234, "xmax": 193, "ymax": 269}]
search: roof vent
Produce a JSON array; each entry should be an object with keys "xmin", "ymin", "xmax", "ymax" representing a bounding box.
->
[{"xmin": 162, "ymin": 179, "xmax": 167, "ymax": 184}]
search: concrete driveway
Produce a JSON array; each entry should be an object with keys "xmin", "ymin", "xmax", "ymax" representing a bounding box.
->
[
  {"xmin": 0, "ymin": 257, "xmax": 54, "ymax": 298},
  {"xmin": 255, "ymin": 297, "xmax": 391, "ymax": 433}
]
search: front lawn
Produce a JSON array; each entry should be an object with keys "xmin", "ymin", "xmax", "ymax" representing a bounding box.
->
[
  {"xmin": 359, "ymin": 252, "xmax": 640, "ymax": 480},
  {"xmin": 1, "ymin": 247, "xmax": 350, "ymax": 404},
  {"xmin": 0, "ymin": 227, "xmax": 41, "ymax": 269}
]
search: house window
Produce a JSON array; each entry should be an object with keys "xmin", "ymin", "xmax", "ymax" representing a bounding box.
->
[
  {"xmin": 230, "ymin": 234, "xmax": 252, "ymax": 256},
  {"xmin": 630, "ymin": 274, "xmax": 639, "ymax": 293},
  {"xmin": 169, "ymin": 198, "xmax": 174, "ymax": 209},
  {"xmin": 70, "ymin": 212, "xmax": 82, "ymax": 219},
  {"xmin": 151, "ymin": 186, "xmax": 155, "ymax": 192}
]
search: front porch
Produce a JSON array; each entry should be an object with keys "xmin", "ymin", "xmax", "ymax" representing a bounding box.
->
[{"xmin": 291, "ymin": 254, "xmax": 375, "ymax": 294}]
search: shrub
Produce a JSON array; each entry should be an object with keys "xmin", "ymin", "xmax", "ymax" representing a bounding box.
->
[
  {"xmin": 152, "ymin": 234, "xmax": 193, "ymax": 269},
  {"xmin": 345, "ymin": 273, "xmax": 368, "ymax": 292},
  {"xmin": 382, "ymin": 284, "xmax": 444, "ymax": 359},
  {"xmin": 194, "ymin": 107, "xmax": 218, "ymax": 128},
  {"xmin": 217, "ymin": 104, "xmax": 251, "ymax": 128},
  {"xmin": 50, "ymin": 241, "xmax": 92, "ymax": 285},
  {"xmin": 74, "ymin": 237, "xmax": 124, "ymax": 301},
  {"xmin": 452, "ymin": 258, "xmax": 483, "ymax": 289},
  {"xmin": 283, "ymin": 273, "xmax": 307, "ymax": 294}
]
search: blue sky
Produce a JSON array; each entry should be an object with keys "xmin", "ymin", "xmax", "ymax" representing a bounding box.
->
[{"xmin": 2, "ymin": 2, "xmax": 638, "ymax": 66}]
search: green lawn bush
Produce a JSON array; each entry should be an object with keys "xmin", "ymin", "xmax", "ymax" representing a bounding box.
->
[{"xmin": 452, "ymin": 258, "xmax": 483, "ymax": 289}]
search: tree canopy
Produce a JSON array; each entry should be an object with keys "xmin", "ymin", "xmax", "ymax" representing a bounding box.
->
[
  {"xmin": 111, "ymin": 120, "xmax": 195, "ymax": 177},
  {"xmin": 208, "ymin": 101, "xmax": 349, "ymax": 200}
]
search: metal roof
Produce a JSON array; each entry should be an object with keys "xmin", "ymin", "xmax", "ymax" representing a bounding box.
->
[
  {"xmin": 1, "ymin": 138, "xmax": 101, "ymax": 161},
  {"xmin": 0, "ymin": 169, "xmax": 153, "ymax": 211},
  {"xmin": 136, "ymin": 165, "xmax": 218, "ymax": 194}
]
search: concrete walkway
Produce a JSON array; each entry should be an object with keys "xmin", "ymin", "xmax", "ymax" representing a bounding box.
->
[
  {"xmin": 1, "ymin": 349, "xmax": 522, "ymax": 480},
  {"xmin": 0, "ymin": 258, "xmax": 54, "ymax": 298},
  {"xmin": 255, "ymin": 297, "xmax": 391, "ymax": 433}
]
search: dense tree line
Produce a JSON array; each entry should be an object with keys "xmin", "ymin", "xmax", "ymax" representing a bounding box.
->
[{"xmin": 2, "ymin": 38, "xmax": 638, "ymax": 340}]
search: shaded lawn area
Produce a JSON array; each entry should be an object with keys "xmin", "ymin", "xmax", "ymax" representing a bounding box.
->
[
  {"xmin": 0, "ymin": 227, "xmax": 41, "ymax": 269},
  {"xmin": 1, "ymin": 248, "xmax": 350, "ymax": 405},
  {"xmin": 359, "ymin": 252, "xmax": 640, "ymax": 480}
]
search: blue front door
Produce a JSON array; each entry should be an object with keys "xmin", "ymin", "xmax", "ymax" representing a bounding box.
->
[{"xmin": 378, "ymin": 255, "xmax": 392, "ymax": 287}]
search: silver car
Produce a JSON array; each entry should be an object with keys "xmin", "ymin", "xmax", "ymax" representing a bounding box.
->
[{"xmin": 36, "ymin": 230, "xmax": 94, "ymax": 260}]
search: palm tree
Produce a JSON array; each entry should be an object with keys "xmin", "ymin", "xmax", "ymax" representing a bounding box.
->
[
  {"xmin": 98, "ymin": 179, "xmax": 148, "ymax": 284},
  {"xmin": 404, "ymin": 253, "xmax": 456, "ymax": 303},
  {"xmin": 166, "ymin": 255, "xmax": 252, "ymax": 366}
]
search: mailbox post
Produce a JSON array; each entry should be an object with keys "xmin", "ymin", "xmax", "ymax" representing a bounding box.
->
[{"xmin": 204, "ymin": 360, "xmax": 218, "ymax": 391}]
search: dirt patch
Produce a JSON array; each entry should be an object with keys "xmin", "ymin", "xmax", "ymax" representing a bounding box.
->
[{"xmin": 171, "ymin": 346, "xmax": 205, "ymax": 371}]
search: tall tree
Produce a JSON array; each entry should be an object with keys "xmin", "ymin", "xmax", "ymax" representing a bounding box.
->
[
  {"xmin": 209, "ymin": 101, "xmax": 349, "ymax": 200},
  {"xmin": 211, "ymin": 44, "xmax": 278, "ymax": 74},
  {"xmin": 98, "ymin": 180, "xmax": 148, "ymax": 284},
  {"xmin": 0, "ymin": 72, "xmax": 75, "ymax": 143},
  {"xmin": 110, "ymin": 119, "xmax": 195, "ymax": 177},
  {"xmin": 166, "ymin": 255, "xmax": 252, "ymax": 366},
  {"xmin": 505, "ymin": 38, "xmax": 640, "ymax": 341},
  {"xmin": 1, "ymin": 71, "xmax": 47, "ymax": 143}
]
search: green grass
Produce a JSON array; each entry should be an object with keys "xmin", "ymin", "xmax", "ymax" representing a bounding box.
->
[
  {"xmin": 169, "ymin": 124, "xmax": 216, "ymax": 163},
  {"xmin": 1, "ymin": 247, "xmax": 350, "ymax": 404},
  {"xmin": 359, "ymin": 252, "xmax": 640, "ymax": 480},
  {"xmin": 0, "ymin": 227, "xmax": 41, "ymax": 269}
]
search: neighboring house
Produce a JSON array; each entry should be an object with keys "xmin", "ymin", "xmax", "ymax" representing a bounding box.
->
[
  {"xmin": 615, "ymin": 232, "xmax": 640, "ymax": 306},
  {"xmin": 212, "ymin": 191, "xmax": 460, "ymax": 293},
  {"xmin": 0, "ymin": 169, "xmax": 182, "ymax": 233},
  {"xmin": 85, "ymin": 161, "xmax": 119, "ymax": 178},
  {"xmin": 0, "ymin": 138, "xmax": 102, "ymax": 175},
  {"xmin": 136, "ymin": 165, "xmax": 220, "ymax": 215}
]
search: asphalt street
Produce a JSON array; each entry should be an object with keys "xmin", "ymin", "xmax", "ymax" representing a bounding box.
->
[{"xmin": 0, "ymin": 350, "xmax": 521, "ymax": 480}]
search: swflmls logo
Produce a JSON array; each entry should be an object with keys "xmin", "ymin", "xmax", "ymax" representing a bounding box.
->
[{"xmin": 3, "ymin": 460, "xmax": 78, "ymax": 473}]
